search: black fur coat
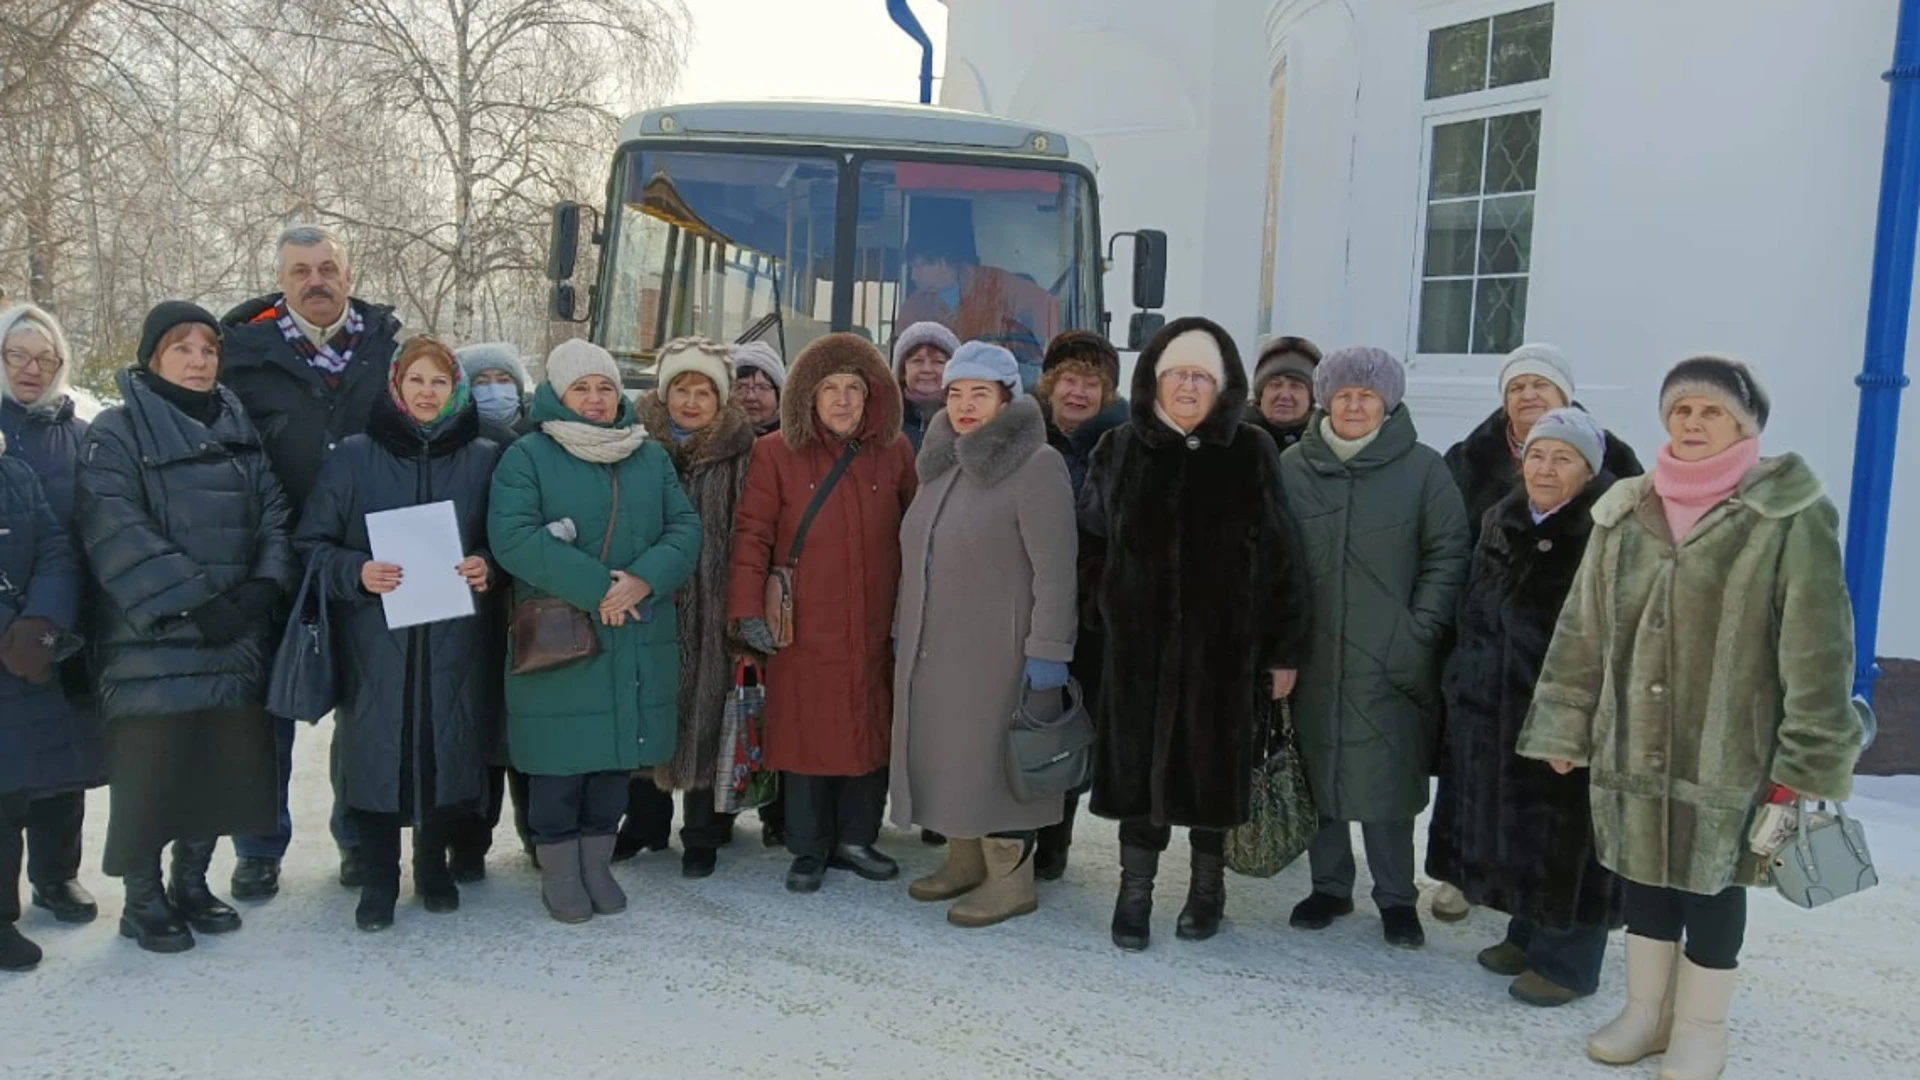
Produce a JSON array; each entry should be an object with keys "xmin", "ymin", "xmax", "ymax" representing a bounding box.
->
[
  {"xmin": 1443, "ymin": 405, "xmax": 1642, "ymax": 546},
  {"xmin": 1078, "ymin": 317, "xmax": 1308, "ymax": 829},
  {"xmin": 1426, "ymin": 476, "xmax": 1625, "ymax": 931}
]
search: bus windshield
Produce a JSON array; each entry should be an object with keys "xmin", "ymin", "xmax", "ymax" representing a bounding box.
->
[{"xmin": 599, "ymin": 147, "xmax": 1096, "ymax": 379}]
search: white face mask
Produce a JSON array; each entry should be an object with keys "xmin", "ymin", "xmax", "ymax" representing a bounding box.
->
[{"xmin": 473, "ymin": 381, "xmax": 521, "ymax": 421}]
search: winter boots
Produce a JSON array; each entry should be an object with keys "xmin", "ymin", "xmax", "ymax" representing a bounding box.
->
[
  {"xmin": 167, "ymin": 839, "xmax": 241, "ymax": 935},
  {"xmin": 536, "ymin": 840, "xmax": 592, "ymax": 923},
  {"xmin": 1110, "ymin": 845, "xmax": 1158, "ymax": 951},
  {"xmin": 30, "ymin": 879, "xmax": 98, "ymax": 924},
  {"xmin": 1588, "ymin": 935, "xmax": 1679, "ymax": 1065},
  {"xmin": 1430, "ymin": 881, "xmax": 1471, "ymax": 922},
  {"xmin": 0, "ymin": 923, "xmax": 41, "ymax": 972},
  {"xmin": 120, "ymin": 865, "xmax": 193, "ymax": 954},
  {"xmin": 947, "ymin": 838, "xmax": 1037, "ymax": 929},
  {"xmin": 1175, "ymin": 850, "xmax": 1226, "ymax": 941},
  {"xmin": 412, "ymin": 843, "xmax": 460, "ymax": 915},
  {"xmin": 578, "ymin": 834, "xmax": 627, "ymax": 915},
  {"xmin": 909, "ymin": 837, "xmax": 987, "ymax": 902},
  {"xmin": 1657, "ymin": 959, "xmax": 1735, "ymax": 1080}
]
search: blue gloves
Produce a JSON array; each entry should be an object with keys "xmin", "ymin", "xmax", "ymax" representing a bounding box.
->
[{"xmin": 1023, "ymin": 657, "xmax": 1070, "ymax": 691}]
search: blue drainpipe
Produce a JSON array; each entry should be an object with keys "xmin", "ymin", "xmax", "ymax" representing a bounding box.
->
[
  {"xmin": 1845, "ymin": 0, "xmax": 1920, "ymax": 703},
  {"xmin": 886, "ymin": 0, "xmax": 935, "ymax": 104}
]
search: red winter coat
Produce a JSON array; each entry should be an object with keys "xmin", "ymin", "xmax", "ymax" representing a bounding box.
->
[{"xmin": 727, "ymin": 334, "xmax": 918, "ymax": 777}]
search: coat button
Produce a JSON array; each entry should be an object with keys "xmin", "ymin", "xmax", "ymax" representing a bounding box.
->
[
  {"xmin": 1536, "ymin": 539, "xmax": 1553, "ymax": 552},
  {"xmin": 1185, "ymin": 436, "xmax": 1200, "ymax": 450},
  {"xmin": 1649, "ymin": 682, "xmax": 1666, "ymax": 697}
]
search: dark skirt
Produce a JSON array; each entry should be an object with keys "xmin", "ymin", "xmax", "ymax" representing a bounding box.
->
[{"xmin": 102, "ymin": 707, "xmax": 278, "ymax": 876}]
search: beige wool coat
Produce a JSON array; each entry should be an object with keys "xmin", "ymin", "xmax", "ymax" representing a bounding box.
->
[{"xmin": 889, "ymin": 397, "xmax": 1078, "ymax": 837}]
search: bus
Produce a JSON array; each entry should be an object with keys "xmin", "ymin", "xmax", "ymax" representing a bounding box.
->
[{"xmin": 546, "ymin": 99, "xmax": 1165, "ymax": 385}]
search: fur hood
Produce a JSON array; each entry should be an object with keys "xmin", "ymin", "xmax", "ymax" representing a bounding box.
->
[
  {"xmin": 633, "ymin": 391, "xmax": 756, "ymax": 477},
  {"xmin": 1593, "ymin": 451, "xmax": 1824, "ymax": 529},
  {"xmin": 780, "ymin": 332, "xmax": 902, "ymax": 451},
  {"xmin": 915, "ymin": 395, "xmax": 1047, "ymax": 487},
  {"xmin": 1127, "ymin": 316, "xmax": 1248, "ymax": 449}
]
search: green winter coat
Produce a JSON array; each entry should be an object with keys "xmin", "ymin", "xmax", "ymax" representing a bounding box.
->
[
  {"xmin": 1281, "ymin": 407, "xmax": 1471, "ymax": 822},
  {"xmin": 487, "ymin": 386, "xmax": 702, "ymax": 777},
  {"xmin": 1517, "ymin": 453, "xmax": 1861, "ymax": 895}
]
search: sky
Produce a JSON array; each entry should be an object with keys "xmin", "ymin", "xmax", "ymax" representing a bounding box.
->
[{"xmin": 670, "ymin": 0, "xmax": 950, "ymax": 106}]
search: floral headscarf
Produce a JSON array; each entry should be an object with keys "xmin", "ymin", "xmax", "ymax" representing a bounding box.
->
[{"xmin": 389, "ymin": 336, "xmax": 471, "ymax": 430}]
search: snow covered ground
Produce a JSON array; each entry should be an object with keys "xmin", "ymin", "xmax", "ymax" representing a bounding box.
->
[{"xmin": 5, "ymin": 728, "xmax": 1919, "ymax": 1080}]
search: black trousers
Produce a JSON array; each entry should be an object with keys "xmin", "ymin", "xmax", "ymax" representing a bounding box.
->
[
  {"xmin": 784, "ymin": 769, "xmax": 887, "ymax": 860},
  {"xmin": 680, "ymin": 789, "xmax": 736, "ymax": 851},
  {"xmin": 619, "ymin": 776, "xmax": 676, "ymax": 848},
  {"xmin": 1625, "ymin": 882, "xmax": 1747, "ymax": 970},
  {"xmin": 1117, "ymin": 820, "xmax": 1225, "ymax": 858},
  {"xmin": 1, "ymin": 793, "xmax": 27, "ymax": 923},
  {"xmin": 1306, "ymin": 817, "xmax": 1418, "ymax": 910},
  {"xmin": 447, "ymin": 767, "xmax": 531, "ymax": 856},
  {"xmin": 24, "ymin": 790, "xmax": 84, "ymax": 885},
  {"xmin": 527, "ymin": 772, "xmax": 628, "ymax": 845}
]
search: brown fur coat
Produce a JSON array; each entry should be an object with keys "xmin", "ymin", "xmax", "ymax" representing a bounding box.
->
[{"xmin": 635, "ymin": 393, "xmax": 758, "ymax": 791}]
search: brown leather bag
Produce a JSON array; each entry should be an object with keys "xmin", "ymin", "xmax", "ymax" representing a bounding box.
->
[
  {"xmin": 510, "ymin": 469, "xmax": 620, "ymax": 675},
  {"xmin": 762, "ymin": 439, "xmax": 859, "ymax": 650}
]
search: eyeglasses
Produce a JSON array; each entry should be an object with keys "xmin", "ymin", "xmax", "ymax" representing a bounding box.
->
[
  {"xmin": 1158, "ymin": 369, "xmax": 1216, "ymax": 388},
  {"xmin": 2, "ymin": 350, "xmax": 62, "ymax": 374}
]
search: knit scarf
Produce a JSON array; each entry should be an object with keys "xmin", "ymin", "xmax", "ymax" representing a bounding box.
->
[
  {"xmin": 542, "ymin": 416, "xmax": 650, "ymax": 463},
  {"xmin": 274, "ymin": 297, "xmax": 364, "ymax": 381},
  {"xmin": 1653, "ymin": 438, "xmax": 1760, "ymax": 542},
  {"xmin": 1319, "ymin": 417, "xmax": 1383, "ymax": 462}
]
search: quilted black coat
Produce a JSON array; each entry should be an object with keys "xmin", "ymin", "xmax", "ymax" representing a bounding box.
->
[
  {"xmin": 1426, "ymin": 478, "xmax": 1625, "ymax": 931},
  {"xmin": 294, "ymin": 394, "xmax": 503, "ymax": 821},
  {"xmin": 1078, "ymin": 317, "xmax": 1310, "ymax": 829},
  {"xmin": 74, "ymin": 369, "xmax": 297, "ymax": 721}
]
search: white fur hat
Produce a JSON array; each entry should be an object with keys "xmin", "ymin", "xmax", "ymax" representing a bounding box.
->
[{"xmin": 656, "ymin": 336, "xmax": 734, "ymax": 406}]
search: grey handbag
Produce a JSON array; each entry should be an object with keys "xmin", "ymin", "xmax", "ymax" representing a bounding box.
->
[
  {"xmin": 1005, "ymin": 676, "xmax": 1093, "ymax": 802},
  {"xmin": 1771, "ymin": 800, "xmax": 1878, "ymax": 909}
]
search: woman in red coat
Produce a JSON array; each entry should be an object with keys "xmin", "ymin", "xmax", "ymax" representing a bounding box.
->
[{"xmin": 728, "ymin": 334, "xmax": 917, "ymax": 893}]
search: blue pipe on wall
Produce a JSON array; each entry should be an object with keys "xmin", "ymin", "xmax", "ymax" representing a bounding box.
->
[
  {"xmin": 886, "ymin": 0, "xmax": 935, "ymax": 104},
  {"xmin": 1845, "ymin": 0, "xmax": 1920, "ymax": 702}
]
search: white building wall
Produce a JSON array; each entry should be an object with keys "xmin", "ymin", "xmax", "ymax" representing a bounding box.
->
[{"xmin": 941, "ymin": 0, "xmax": 1920, "ymax": 658}]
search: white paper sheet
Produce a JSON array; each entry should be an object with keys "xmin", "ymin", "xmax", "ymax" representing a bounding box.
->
[{"xmin": 364, "ymin": 500, "xmax": 475, "ymax": 630}]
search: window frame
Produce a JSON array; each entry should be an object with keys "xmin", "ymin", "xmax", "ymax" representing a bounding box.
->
[{"xmin": 1408, "ymin": 2, "xmax": 1554, "ymax": 370}]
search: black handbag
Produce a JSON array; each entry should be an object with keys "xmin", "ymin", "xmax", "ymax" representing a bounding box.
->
[
  {"xmin": 267, "ymin": 556, "xmax": 336, "ymax": 723},
  {"xmin": 1005, "ymin": 676, "xmax": 1093, "ymax": 802}
]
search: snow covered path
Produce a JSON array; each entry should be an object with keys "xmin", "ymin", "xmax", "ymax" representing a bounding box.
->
[{"xmin": 6, "ymin": 727, "xmax": 1919, "ymax": 1079}]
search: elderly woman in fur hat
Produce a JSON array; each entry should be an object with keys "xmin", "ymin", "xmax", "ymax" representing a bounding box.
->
[
  {"xmin": 727, "ymin": 334, "xmax": 918, "ymax": 894},
  {"xmin": 625, "ymin": 337, "xmax": 759, "ymax": 879},
  {"xmin": 891, "ymin": 342, "xmax": 1076, "ymax": 928},
  {"xmin": 1080, "ymin": 316, "xmax": 1308, "ymax": 952},
  {"xmin": 1248, "ymin": 335, "xmax": 1321, "ymax": 451},
  {"xmin": 1280, "ymin": 346, "xmax": 1469, "ymax": 952},
  {"xmin": 1519, "ymin": 357, "xmax": 1861, "ymax": 1080}
]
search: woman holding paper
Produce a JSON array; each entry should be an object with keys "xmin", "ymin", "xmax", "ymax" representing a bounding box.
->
[
  {"xmin": 489, "ymin": 339, "xmax": 701, "ymax": 924},
  {"xmin": 74, "ymin": 302, "xmax": 294, "ymax": 954},
  {"xmin": 295, "ymin": 336, "xmax": 504, "ymax": 932}
]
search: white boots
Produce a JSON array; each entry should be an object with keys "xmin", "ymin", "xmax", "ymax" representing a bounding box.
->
[{"xmin": 1588, "ymin": 934, "xmax": 1735, "ymax": 1080}]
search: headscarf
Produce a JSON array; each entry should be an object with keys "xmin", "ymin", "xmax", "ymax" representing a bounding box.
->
[{"xmin": 390, "ymin": 336, "xmax": 470, "ymax": 430}]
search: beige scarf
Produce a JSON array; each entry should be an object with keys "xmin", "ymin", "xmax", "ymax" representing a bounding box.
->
[
  {"xmin": 541, "ymin": 418, "xmax": 651, "ymax": 464},
  {"xmin": 1319, "ymin": 417, "xmax": 1383, "ymax": 462}
]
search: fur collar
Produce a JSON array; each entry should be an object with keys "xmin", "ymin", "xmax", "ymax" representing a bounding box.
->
[
  {"xmin": 916, "ymin": 395, "xmax": 1046, "ymax": 487},
  {"xmin": 1593, "ymin": 452, "xmax": 1824, "ymax": 528},
  {"xmin": 1126, "ymin": 317, "xmax": 1248, "ymax": 449},
  {"xmin": 779, "ymin": 333, "xmax": 902, "ymax": 452},
  {"xmin": 634, "ymin": 392, "xmax": 755, "ymax": 476}
]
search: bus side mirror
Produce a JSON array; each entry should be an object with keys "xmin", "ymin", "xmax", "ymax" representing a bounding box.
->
[
  {"xmin": 1131, "ymin": 229, "xmax": 1167, "ymax": 310},
  {"xmin": 548, "ymin": 202, "xmax": 582, "ymax": 281},
  {"xmin": 1127, "ymin": 312, "xmax": 1166, "ymax": 351},
  {"xmin": 549, "ymin": 283, "xmax": 577, "ymax": 321}
]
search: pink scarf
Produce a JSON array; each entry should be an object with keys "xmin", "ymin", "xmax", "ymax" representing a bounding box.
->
[{"xmin": 1652, "ymin": 439, "xmax": 1761, "ymax": 542}]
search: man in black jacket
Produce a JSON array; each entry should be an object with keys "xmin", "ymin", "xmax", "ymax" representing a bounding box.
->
[{"xmin": 221, "ymin": 225, "xmax": 402, "ymax": 902}]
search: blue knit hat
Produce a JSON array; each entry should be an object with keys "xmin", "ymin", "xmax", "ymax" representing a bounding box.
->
[
  {"xmin": 942, "ymin": 340, "xmax": 1023, "ymax": 395},
  {"xmin": 1524, "ymin": 406, "xmax": 1606, "ymax": 475}
]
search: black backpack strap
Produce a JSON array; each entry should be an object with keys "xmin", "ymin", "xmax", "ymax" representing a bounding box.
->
[{"xmin": 785, "ymin": 439, "xmax": 861, "ymax": 566}]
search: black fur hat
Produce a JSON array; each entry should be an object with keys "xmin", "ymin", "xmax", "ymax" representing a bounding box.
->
[{"xmin": 1659, "ymin": 356, "xmax": 1770, "ymax": 438}]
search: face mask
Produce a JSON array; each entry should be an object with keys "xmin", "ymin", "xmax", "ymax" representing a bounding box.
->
[{"xmin": 473, "ymin": 381, "xmax": 520, "ymax": 421}]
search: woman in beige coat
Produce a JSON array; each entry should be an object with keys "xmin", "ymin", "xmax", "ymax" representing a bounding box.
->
[{"xmin": 891, "ymin": 342, "xmax": 1077, "ymax": 929}]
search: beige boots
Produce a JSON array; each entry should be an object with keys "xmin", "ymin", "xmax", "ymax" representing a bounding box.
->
[
  {"xmin": 948, "ymin": 838, "xmax": 1038, "ymax": 928},
  {"xmin": 909, "ymin": 836, "xmax": 1038, "ymax": 927},
  {"xmin": 1588, "ymin": 935, "xmax": 1735, "ymax": 1080},
  {"xmin": 909, "ymin": 837, "xmax": 986, "ymax": 901}
]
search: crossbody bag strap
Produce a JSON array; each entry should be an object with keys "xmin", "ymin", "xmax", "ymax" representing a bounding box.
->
[
  {"xmin": 598, "ymin": 466, "xmax": 621, "ymax": 563},
  {"xmin": 784, "ymin": 439, "xmax": 860, "ymax": 567}
]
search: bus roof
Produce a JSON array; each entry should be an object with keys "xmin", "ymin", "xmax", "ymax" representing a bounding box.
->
[{"xmin": 617, "ymin": 99, "xmax": 1099, "ymax": 171}]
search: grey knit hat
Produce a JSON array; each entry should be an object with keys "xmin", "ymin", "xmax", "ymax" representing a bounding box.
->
[
  {"xmin": 454, "ymin": 342, "xmax": 530, "ymax": 389},
  {"xmin": 890, "ymin": 321, "xmax": 960, "ymax": 376},
  {"xmin": 1523, "ymin": 406, "xmax": 1606, "ymax": 475},
  {"xmin": 545, "ymin": 338, "xmax": 622, "ymax": 394},
  {"xmin": 1499, "ymin": 342, "xmax": 1576, "ymax": 404},
  {"xmin": 1660, "ymin": 355, "xmax": 1770, "ymax": 438},
  {"xmin": 729, "ymin": 340, "xmax": 786, "ymax": 392},
  {"xmin": 1314, "ymin": 346, "xmax": 1406, "ymax": 413}
]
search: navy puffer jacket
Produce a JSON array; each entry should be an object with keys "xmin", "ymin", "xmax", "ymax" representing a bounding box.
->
[{"xmin": 74, "ymin": 369, "xmax": 297, "ymax": 721}]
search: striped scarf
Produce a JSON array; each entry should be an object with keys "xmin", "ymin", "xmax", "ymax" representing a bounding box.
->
[{"xmin": 274, "ymin": 297, "xmax": 364, "ymax": 380}]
